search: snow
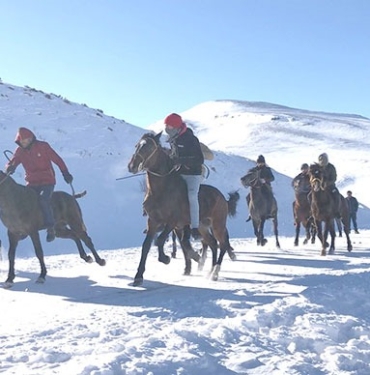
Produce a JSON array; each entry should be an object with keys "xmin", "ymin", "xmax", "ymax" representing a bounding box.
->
[{"xmin": 1, "ymin": 81, "xmax": 370, "ymax": 374}]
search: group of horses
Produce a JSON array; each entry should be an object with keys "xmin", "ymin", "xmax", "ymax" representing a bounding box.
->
[{"xmin": 0, "ymin": 131, "xmax": 353, "ymax": 288}]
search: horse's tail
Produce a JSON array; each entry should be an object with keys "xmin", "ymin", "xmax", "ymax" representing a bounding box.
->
[
  {"xmin": 227, "ymin": 191, "xmax": 240, "ymax": 217},
  {"xmin": 73, "ymin": 190, "xmax": 87, "ymax": 199}
]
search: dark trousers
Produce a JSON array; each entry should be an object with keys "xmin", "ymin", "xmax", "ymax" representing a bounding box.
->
[
  {"xmin": 349, "ymin": 213, "xmax": 358, "ymax": 231},
  {"xmin": 29, "ymin": 184, "xmax": 55, "ymax": 228}
]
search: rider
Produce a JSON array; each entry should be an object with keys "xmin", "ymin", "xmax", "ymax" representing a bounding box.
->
[
  {"xmin": 292, "ymin": 163, "xmax": 311, "ymax": 194},
  {"xmin": 246, "ymin": 155, "xmax": 275, "ymax": 218},
  {"xmin": 318, "ymin": 152, "xmax": 341, "ymax": 218},
  {"xmin": 164, "ymin": 113, "xmax": 204, "ymax": 240},
  {"xmin": 5, "ymin": 127, "xmax": 73, "ymax": 242}
]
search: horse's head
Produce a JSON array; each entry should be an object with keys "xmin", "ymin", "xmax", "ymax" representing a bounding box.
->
[
  {"xmin": 128, "ymin": 132, "xmax": 163, "ymax": 174},
  {"xmin": 309, "ymin": 163, "xmax": 325, "ymax": 192},
  {"xmin": 241, "ymin": 169, "xmax": 261, "ymax": 188}
]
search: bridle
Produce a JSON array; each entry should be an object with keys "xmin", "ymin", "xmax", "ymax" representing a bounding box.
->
[
  {"xmin": 133, "ymin": 136, "xmax": 179, "ymax": 177},
  {"xmin": 309, "ymin": 172, "xmax": 325, "ymax": 191}
]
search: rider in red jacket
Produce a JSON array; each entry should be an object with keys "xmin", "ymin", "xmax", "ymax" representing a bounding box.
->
[{"xmin": 5, "ymin": 127, "xmax": 73, "ymax": 242}]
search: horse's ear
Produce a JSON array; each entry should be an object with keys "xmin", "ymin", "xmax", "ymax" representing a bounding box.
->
[{"xmin": 154, "ymin": 131, "xmax": 163, "ymax": 142}]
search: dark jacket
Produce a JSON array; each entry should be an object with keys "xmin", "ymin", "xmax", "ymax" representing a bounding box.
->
[
  {"xmin": 346, "ymin": 196, "xmax": 359, "ymax": 214},
  {"xmin": 169, "ymin": 128, "xmax": 204, "ymax": 175},
  {"xmin": 322, "ymin": 162, "xmax": 337, "ymax": 189},
  {"xmin": 6, "ymin": 127, "xmax": 69, "ymax": 186},
  {"xmin": 292, "ymin": 172, "xmax": 311, "ymax": 194},
  {"xmin": 249, "ymin": 165, "xmax": 275, "ymax": 185}
]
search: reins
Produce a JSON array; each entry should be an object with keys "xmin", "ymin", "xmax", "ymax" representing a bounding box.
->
[{"xmin": 135, "ymin": 136, "xmax": 180, "ymax": 177}]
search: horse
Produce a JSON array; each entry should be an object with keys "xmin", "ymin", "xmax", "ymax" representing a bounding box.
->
[
  {"xmin": 0, "ymin": 171, "xmax": 106, "ymax": 287},
  {"xmin": 127, "ymin": 132, "xmax": 239, "ymax": 286},
  {"xmin": 308, "ymin": 163, "xmax": 352, "ymax": 255},
  {"xmin": 241, "ymin": 170, "xmax": 280, "ymax": 248},
  {"xmin": 292, "ymin": 179, "xmax": 316, "ymax": 246}
]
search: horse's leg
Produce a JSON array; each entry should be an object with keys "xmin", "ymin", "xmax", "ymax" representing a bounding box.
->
[
  {"xmin": 171, "ymin": 231, "xmax": 177, "ymax": 258},
  {"xmin": 198, "ymin": 241, "xmax": 208, "ymax": 271},
  {"xmin": 272, "ymin": 215, "xmax": 280, "ymax": 248},
  {"xmin": 252, "ymin": 220, "xmax": 260, "ymax": 245},
  {"xmin": 260, "ymin": 219, "xmax": 268, "ymax": 246},
  {"xmin": 341, "ymin": 216, "xmax": 353, "ymax": 252},
  {"xmin": 294, "ymin": 221, "xmax": 300, "ymax": 246},
  {"xmin": 55, "ymin": 225, "xmax": 106, "ymax": 266},
  {"xmin": 133, "ymin": 227, "xmax": 156, "ymax": 286},
  {"xmin": 29, "ymin": 231, "xmax": 47, "ymax": 283},
  {"xmin": 4, "ymin": 231, "xmax": 20, "ymax": 286},
  {"xmin": 153, "ymin": 227, "xmax": 172, "ymax": 264},
  {"xmin": 328, "ymin": 220, "xmax": 336, "ymax": 255},
  {"xmin": 198, "ymin": 229, "xmax": 217, "ymax": 273},
  {"xmin": 315, "ymin": 220, "xmax": 326, "ymax": 256}
]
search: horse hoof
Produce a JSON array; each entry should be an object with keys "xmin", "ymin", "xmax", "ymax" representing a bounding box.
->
[
  {"xmin": 2, "ymin": 281, "xmax": 14, "ymax": 289},
  {"xmin": 159, "ymin": 255, "xmax": 171, "ymax": 265},
  {"xmin": 261, "ymin": 239, "xmax": 268, "ymax": 246},
  {"xmin": 321, "ymin": 250, "xmax": 326, "ymax": 256},
  {"xmin": 98, "ymin": 259, "xmax": 106, "ymax": 266},
  {"xmin": 133, "ymin": 278, "xmax": 143, "ymax": 287},
  {"xmin": 85, "ymin": 256, "xmax": 93, "ymax": 264},
  {"xmin": 228, "ymin": 252, "xmax": 237, "ymax": 261},
  {"xmin": 348, "ymin": 246, "xmax": 353, "ymax": 252},
  {"xmin": 36, "ymin": 277, "xmax": 45, "ymax": 284}
]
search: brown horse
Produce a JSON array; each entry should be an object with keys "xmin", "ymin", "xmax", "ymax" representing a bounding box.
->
[
  {"xmin": 241, "ymin": 170, "xmax": 280, "ymax": 248},
  {"xmin": 127, "ymin": 132, "xmax": 239, "ymax": 286},
  {"xmin": 0, "ymin": 171, "xmax": 106, "ymax": 287},
  {"xmin": 292, "ymin": 180, "xmax": 316, "ymax": 246},
  {"xmin": 308, "ymin": 163, "xmax": 352, "ymax": 255}
]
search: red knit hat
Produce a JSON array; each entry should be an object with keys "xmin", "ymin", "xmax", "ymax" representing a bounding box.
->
[{"xmin": 164, "ymin": 113, "xmax": 184, "ymax": 129}]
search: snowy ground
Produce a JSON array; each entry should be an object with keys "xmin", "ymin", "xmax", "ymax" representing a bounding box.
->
[{"xmin": 1, "ymin": 231, "xmax": 370, "ymax": 375}]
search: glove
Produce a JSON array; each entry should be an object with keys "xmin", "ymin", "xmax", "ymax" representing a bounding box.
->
[
  {"xmin": 62, "ymin": 171, "xmax": 73, "ymax": 184},
  {"xmin": 6, "ymin": 164, "xmax": 16, "ymax": 175},
  {"xmin": 260, "ymin": 178, "xmax": 266, "ymax": 184}
]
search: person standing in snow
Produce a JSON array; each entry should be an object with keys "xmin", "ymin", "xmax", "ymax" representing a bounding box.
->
[
  {"xmin": 5, "ymin": 127, "xmax": 73, "ymax": 242},
  {"xmin": 164, "ymin": 113, "xmax": 204, "ymax": 240},
  {"xmin": 346, "ymin": 190, "xmax": 359, "ymax": 233}
]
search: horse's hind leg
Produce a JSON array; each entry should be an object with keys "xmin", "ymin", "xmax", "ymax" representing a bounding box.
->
[
  {"xmin": 272, "ymin": 216, "xmax": 280, "ymax": 248},
  {"xmin": 56, "ymin": 225, "xmax": 105, "ymax": 266},
  {"xmin": 171, "ymin": 231, "xmax": 177, "ymax": 258},
  {"xmin": 30, "ymin": 232, "xmax": 47, "ymax": 283},
  {"xmin": 4, "ymin": 231, "xmax": 21, "ymax": 286}
]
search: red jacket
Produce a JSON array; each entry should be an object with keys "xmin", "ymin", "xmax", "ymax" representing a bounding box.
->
[{"xmin": 6, "ymin": 127, "xmax": 69, "ymax": 186}]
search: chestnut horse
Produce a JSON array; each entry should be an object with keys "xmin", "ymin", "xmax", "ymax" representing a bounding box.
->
[
  {"xmin": 292, "ymin": 179, "xmax": 316, "ymax": 246},
  {"xmin": 308, "ymin": 163, "xmax": 352, "ymax": 255},
  {"xmin": 128, "ymin": 132, "xmax": 239, "ymax": 286}
]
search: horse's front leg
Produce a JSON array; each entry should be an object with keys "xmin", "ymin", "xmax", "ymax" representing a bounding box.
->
[
  {"xmin": 260, "ymin": 219, "xmax": 267, "ymax": 246},
  {"xmin": 4, "ymin": 231, "xmax": 20, "ymax": 287},
  {"xmin": 133, "ymin": 226, "xmax": 156, "ymax": 287},
  {"xmin": 327, "ymin": 220, "xmax": 336, "ymax": 255},
  {"xmin": 294, "ymin": 221, "xmax": 301, "ymax": 246},
  {"xmin": 272, "ymin": 216, "xmax": 280, "ymax": 248},
  {"xmin": 155, "ymin": 226, "xmax": 172, "ymax": 265},
  {"xmin": 315, "ymin": 220, "xmax": 326, "ymax": 256},
  {"xmin": 29, "ymin": 231, "xmax": 47, "ymax": 283}
]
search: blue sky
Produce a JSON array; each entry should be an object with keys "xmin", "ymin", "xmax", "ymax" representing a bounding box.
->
[{"xmin": 1, "ymin": 0, "xmax": 369, "ymax": 128}]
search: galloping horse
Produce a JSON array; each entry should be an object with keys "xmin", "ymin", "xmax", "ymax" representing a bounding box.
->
[
  {"xmin": 308, "ymin": 163, "xmax": 352, "ymax": 255},
  {"xmin": 0, "ymin": 171, "xmax": 105, "ymax": 287},
  {"xmin": 241, "ymin": 170, "xmax": 280, "ymax": 248},
  {"xmin": 292, "ymin": 179, "xmax": 316, "ymax": 246},
  {"xmin": 128, "ymin": 132, "xmax": 239, "ymax": 286}
]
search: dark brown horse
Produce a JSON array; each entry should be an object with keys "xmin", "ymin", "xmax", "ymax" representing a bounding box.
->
[
  {"xmin": 241, "ymin": 170, "xmax": 280, "ymax": 248},
  {"xmin": 292, "ymin": 180, "xmax": 316, "ymax": 246},
  {"xmin": 308, "ymin": 163, "xmax": 352, "ymax": 255},
  {"xmin": 127, "ymin": 132, "xmax": 239, "ymax": 286},
  {"xmin": 0, "ymin": 171, "xmax": 105, "ymax": 287}
]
